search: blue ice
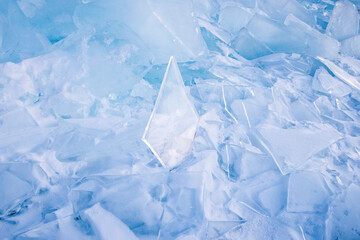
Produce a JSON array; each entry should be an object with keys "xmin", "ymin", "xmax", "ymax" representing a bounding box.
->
[{"xmin": 1, "ymin": 0, "xmax": 360, "ymax": 239}]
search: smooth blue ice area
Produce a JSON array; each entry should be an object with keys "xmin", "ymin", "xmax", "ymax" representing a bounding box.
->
[{"xmin": 1, "ymin": 0, "xmax": 360, "ymax": 239}]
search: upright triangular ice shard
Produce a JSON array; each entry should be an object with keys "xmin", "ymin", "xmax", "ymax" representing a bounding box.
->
[{"xmin": 143, "ymin": 56, "xmax": 199, "ymax": 168}]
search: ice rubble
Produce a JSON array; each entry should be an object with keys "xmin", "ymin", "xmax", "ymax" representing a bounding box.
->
[{"xmin": 0, "ymin": 0, "xmax": 360, "ymax": 239}]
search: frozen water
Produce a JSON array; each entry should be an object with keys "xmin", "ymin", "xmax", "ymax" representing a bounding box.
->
[
  {"xmin": 218, "ymin": 6, "xmax": 252, "ymax": 35},
  {"xmin": 341, "ymin": 35, "xmax": 360, "ymax": 58},
  {"xmin": 326, "ymin": 0, "xmax": 359, "ymax": 41},
  {"xmin": 143, "ymin": 56, "xmax": 199, "ymax": 168},
  {"xmin": 84, "ymin": 203, "xmax": 138, "ymax": 240},
  {"xmin": 258, "ymin": 124, "xmax": 341, "ymax": 175},
  {"xmin": 1, "ymin": 0, "xmax": 360, "ymax": 239},
  {"xmin": 231, "ymin": 28, "xmax": 272, "ymax": 60},
  {"xmin": 258, "ymin": 0, "xmax": 315, "ymax": 26},
  {"xmin": 312, "ymin": 67, "xmax": 352, "ymax": 97},
  {"xmin": 287, "ymin": 171, "xmax": 330, "ymax": 213},
  {"xmin": 326, "ymin": 184, "xmax": 360, "ymax": 239}
]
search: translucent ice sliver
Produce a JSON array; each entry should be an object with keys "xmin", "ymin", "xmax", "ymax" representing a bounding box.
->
[{"xmin": 143, "ymin": 56, "xmax": 199, "ymax": 168}]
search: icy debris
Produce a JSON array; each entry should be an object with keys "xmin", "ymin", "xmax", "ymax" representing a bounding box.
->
[
  {"xmin": 341, "ymin": 35, "xmax": 360, "ymax": 58},
  {"xmin": 84, "ymin": 203, "xmax": 138, "ymax": 240},
  {"xmin": 0, "ymin": 1, "xmax": 48, "ymax": 63},
  {"xmin": 0, "ymin": 171, "xmax": 32, "ymax": 210},
  {"xmin": 312, "ymin": 67, "xmax": 352, "ymax": 97},
  {"xmin": 258, "ymin": 124, "xmax": 341, "ymax": 175},
  {"xmin": 218, "ymin": 6, "xmax": 252, "ymax": 35},
  {"xmin": 257, "ymin": 0, "xmax": 315, "ymax": 26},
  {"xmin": 326, "ymin": 184, "xmax": 360, "ymax": 239},
  {"xmin": 317, "ymin": 56, "xmax": 360, "ymax": 90},
  {"xmin": 143, "ymin": 56, "xmax": 199, "ymax": 168},
  {"xmin": 246, "ymin": 14, "xmax": 339, "ymax": 59},
  {"xmin": 106, "ymin": 0, "xmax": 207, "ymax": 63},
  {"xmin": 287, "ymin": 171, "xmax": 330, "ymax": 213},
  {"xmin": 231, "ymin": 28, "xmax": 272, "ymax": 60},
  {"xmin": 326, "ymin": 0, "xmax": 359, "ymax": 41},
  {"xmin": 2, "ymin": 0, "xmax": 360, "ymax": 238},
  {"xmin": 283, "ymin": 14, "xmax": 340, "ymax": 59}
]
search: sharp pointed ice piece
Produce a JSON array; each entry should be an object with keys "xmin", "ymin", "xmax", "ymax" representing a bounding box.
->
[{"xmin": 143, "ymin": 56, "xmax": 199, "ymax": 168}]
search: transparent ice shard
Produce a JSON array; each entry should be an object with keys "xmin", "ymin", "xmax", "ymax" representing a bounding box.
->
[{"xmin": 142, "ymin": 56, "xmax": 199, "ymax": 168}]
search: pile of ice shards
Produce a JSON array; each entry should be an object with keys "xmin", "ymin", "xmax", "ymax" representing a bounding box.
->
[{"xmin": 1, "ymin": 0, "xmax": 360, "ymax": 239}]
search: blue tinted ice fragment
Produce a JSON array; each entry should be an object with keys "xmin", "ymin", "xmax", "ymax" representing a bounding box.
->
[
  {"xmin": 317, "ymin": 56, "xmax": 360, "ymax": 90},
  {"xmin": 17, "ymin": 0, "xmax": 77, "ymax": 43},
  {"xmin": 0, "ymin": 171, "xmax": 32, "ymax": 211},
  {"xmin": 15, "ymin": 214, "xmax": 91, "ymax": 239},
  {"xmin": 284, "ymin": 14, "xmax": 340, "ymax": 59},
  {"xmin": 0, "ymin": 1, "xmax": 47, "ymax": 63},
  {"xmin": 326, "ymin": 184, "xmax": 360, "ymax": 239},
  {"xmin": 312, "ymin": 67, "xmax": 352, "ymax": 97},
  {"xmin": 341, "ymin": 35, "xmax": 360, "ymax": 58},
  {"xmin": 84, "ymin": 203, "xmax": 138, "ymax": 240},
  {"xmin": 231, "ymin": 28, "xmax": 272, "ymax": 60},
  {"xmin": 246, "ymin": 14, "xmax": 301, "ymax": 54},
  {"xmin": 326, "ymin": 0, "xmax": 359, "ymax": 41},
  {"xmin": 87, "ymin": 0, "xmax": 208, "ymax": 63},
  {"xmin": 143, "ymin": 56, "xmax": 199, "ymax": 168},
  {"xmin": 287, "ymin": 171, "xmax": 329, "ymax": 213},
  {"xmin": 218, "ymin": 6, "xmax": 252, "ymax": 35},
  {"xmin": 258, "ymin": 124, "xmax": 341, "ymax": 174},
  {"xmin": 246, "ymin": 14, "xmax": 339, "ymax": 59},
  {"xmin": 257, "ymin": 0, "xmax": 315, "ymax": 26}
]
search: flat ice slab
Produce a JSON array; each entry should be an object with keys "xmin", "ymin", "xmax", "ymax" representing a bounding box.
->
[{"xmin": 142, "ymin": 56, "xmax": 199, "ymax": 168}]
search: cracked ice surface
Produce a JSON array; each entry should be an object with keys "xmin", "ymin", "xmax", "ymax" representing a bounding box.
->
[{"xmin": 1, "ymin": 0, "xmax": 360, "ymax": 239}]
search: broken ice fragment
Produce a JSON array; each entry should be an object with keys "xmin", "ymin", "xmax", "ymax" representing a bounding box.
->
[
  {"xmin": 231, "ymin": 28, "xmax": 272, "ymax": 60},
  {"xmin": 326, "ymin": 184, "xmax": 360, "ymax": 239},
  {"xmin": 0, "ymin": 171, "xmax": 32, "ymax": 210},
  {"xmin": 142, "ymin": 56, "xmax": 199, "ymax": 168},
  {"xmin": 287, "ymin": 171, "xmax": 329, "ymax": 213},
  {"xmin": 312, "ymin": 67, "xmax": 352, "ymax": 97},
  {"xmin": 258, "ymin": 124, "xmax": 341, "ymax": 175},
  {"xmin": 326, "ymin": 0, "xmax": 359, "ymax": 41},
  {"xmin": 341, "ymin": 35, "xmax": 360, "ymax": 58},
  {"xmin": 218, "ymin": 6, "xmax": 252, "ymax": 35},
  {"xmin": 84, "ymin": 203, "xmax": 138, "ymax": 240},
  {"xmin": 317, "ymin": 56, "xmax": 360, "ymax": 90}
]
